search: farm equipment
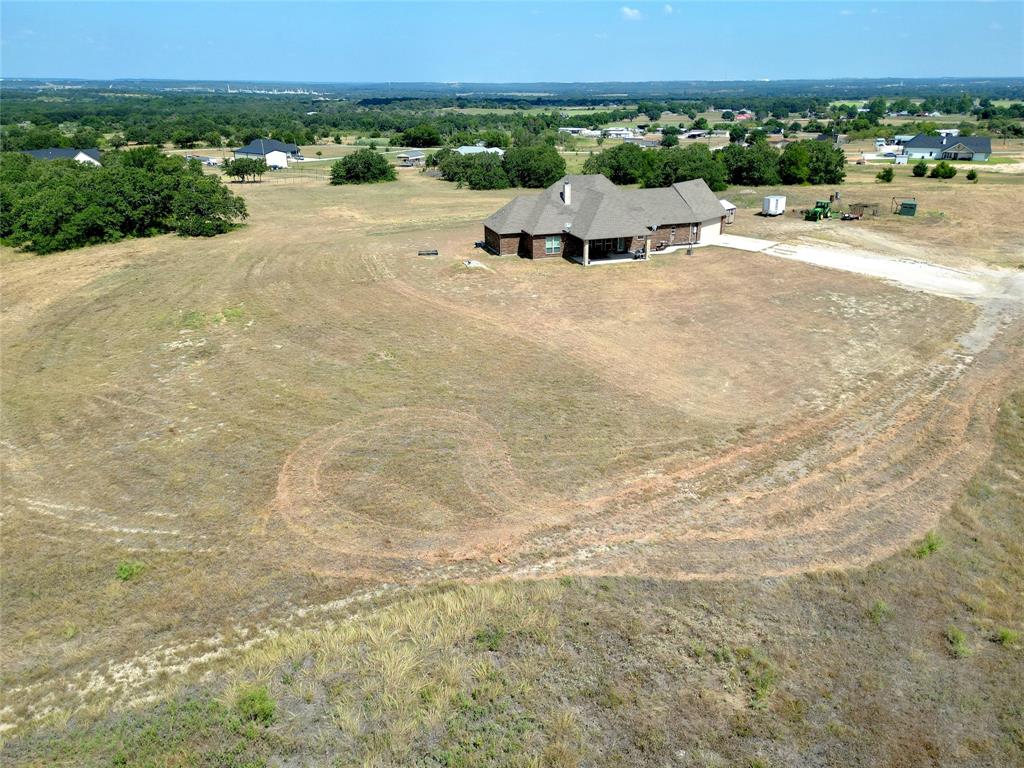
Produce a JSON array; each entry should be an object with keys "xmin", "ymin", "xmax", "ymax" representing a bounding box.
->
[{"xmin": 804, "ymin": 200, "xmax": 833, "ymax": 222}]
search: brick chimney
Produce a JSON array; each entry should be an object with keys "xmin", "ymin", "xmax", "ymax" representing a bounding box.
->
[{"xmin": 563, "ymin": 181, "xmax": 572, "ymax": 205}]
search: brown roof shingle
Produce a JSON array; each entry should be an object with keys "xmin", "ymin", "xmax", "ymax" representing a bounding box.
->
[{"xmin": 484, "ymin": 174, "xmax": 723, "ymax": 239}]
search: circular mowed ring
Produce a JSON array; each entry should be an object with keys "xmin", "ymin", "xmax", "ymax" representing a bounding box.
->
[{"xmin": 274, "ymin": 407, "xmax": 547, "ymax": 566}]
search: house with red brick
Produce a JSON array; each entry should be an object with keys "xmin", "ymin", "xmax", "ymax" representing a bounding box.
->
[{"xmin": 482, "ymin": 174, "xmax": 727, "ymax": 266}]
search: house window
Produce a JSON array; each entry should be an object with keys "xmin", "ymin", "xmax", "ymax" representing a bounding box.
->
[{"xmin": 545, "ymin": 236, "xmax": 561, "ymax": 255}]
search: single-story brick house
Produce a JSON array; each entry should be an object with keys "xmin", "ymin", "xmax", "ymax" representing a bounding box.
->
[
  {"xmin": 20, "ymin": 147, "xmax": 102, "ymax": 166},
  {"xmin": 483, "ymin": 174, "xmax": 727, "ymax": 265},
  {"xmin": 902, "ymin": 134, "xmax": 991, "ymax": 161}
]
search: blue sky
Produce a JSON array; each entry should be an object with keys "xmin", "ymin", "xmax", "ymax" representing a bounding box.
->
[{"xmin": 1, "ymin": 1, "xmax": 1021, "ymax": 82}]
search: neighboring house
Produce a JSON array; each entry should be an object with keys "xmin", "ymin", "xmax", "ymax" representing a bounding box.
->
[
  {"xmin": 558, "ymin": 127, "xmax": 601, "ymax": 137},
  {"xmin": 936, "ymin": 129, "xmax": 960, "ymax": 138},
  {"xmin": 396, "ymin": 149, "xmax": 426, "ymax": 167},
  {"xmin": 232, "ymin": 138, "xmax": 302, "ymax": 169},
  {"xmin": 482, "ymin": 174, "xmax": 727, "ymax": 266},
  {"xmin": 20, "ymin": 147, "xmax": 102, "ymax": 166},
  {"xmin": 902, "ymin": 134, "xmax": 991, "ymax": 161},
  {"xmin": 684, "ymin": 129, "xmax": 708, "ymax": 139},
  {"xmin": 893, "ymin": 134, "xmax": 916, "ymax": 145},
  {"xmin": 454, "ymin": 145, "xmax": 505, "ymax": 157},
  {"xmin": 815, "ymin": 132, "xmax": 849, "ymax": 146},
  {"xmin": 603, "ymin": 127, "xmax": 635, "ymax": 139}
]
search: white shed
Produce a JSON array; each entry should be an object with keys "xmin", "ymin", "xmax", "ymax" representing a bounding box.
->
[{"xmin": 719, "ymin": 199, "xmax": 737, "ymax": 225}]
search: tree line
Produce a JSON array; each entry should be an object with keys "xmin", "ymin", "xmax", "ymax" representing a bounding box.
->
[
  {"xmin": 0, "ymin": 147, "xmax": 247, "ymax": 254},
  {"xmin": 3, "ymin": 87, "xmax": 1020, "ymax": 157},
  {"xmin": 580, "ymin": 139, "xmax": 846, "ymax": 192},
  {"xmin": 428, "ymin": 143, "xmax": 567, "ymax": 190}
]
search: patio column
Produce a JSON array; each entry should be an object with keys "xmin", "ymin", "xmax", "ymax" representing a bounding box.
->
[
  {"xmin": 583, "ymin": 239, "xmax": 589, "ymax": 267},
  {"xmin": 644, "ymin": 237, "xmax": 651, "ymax": 260}
]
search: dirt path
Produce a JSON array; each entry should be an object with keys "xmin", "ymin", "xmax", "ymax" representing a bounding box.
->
[{"xmin": 7, "ymin": 304, "xmax": 1017, "ymax": 729}]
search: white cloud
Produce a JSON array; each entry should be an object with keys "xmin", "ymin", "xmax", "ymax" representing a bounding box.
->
[
  {"xmin": 839, "ymin": 9, "xmax": 854, "ymax": 15},
  {"xmin": 621, "ymin": 6, "xmax": 643, "ymax": 21},
  {"xmin": 664, "ymin": 4, "xmax": 674, "ymax": 14}
]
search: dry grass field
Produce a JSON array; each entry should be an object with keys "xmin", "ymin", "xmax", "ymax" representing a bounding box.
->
[{"xmin": 2, "ymin": 161, "xmax": 1023, "ymax": 766}]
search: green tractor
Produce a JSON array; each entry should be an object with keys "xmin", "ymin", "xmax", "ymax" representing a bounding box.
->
[{"xmin": 804, "ymin": 200, "xmax": 833, "ymax": 222}]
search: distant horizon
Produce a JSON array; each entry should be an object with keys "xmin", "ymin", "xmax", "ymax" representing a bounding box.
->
[
  {"xmin": 2, "ymin": 2, "xmax": 1021, "ymax": 82},
  {"xmin": 4, "ymin": 76, "xmax": 1023, "ymax": 86}
]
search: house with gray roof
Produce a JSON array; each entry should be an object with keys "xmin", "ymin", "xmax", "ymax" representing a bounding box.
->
[
  {"xmin": 902, "ymin": 134, "xmax": 991, "ymax": 161},
  {"xmin": 20, "ymin": 147, "xmax": 102, "ymax": 166},
  {"xmin": 232, "ymin": 138, "xmax": 302, "ymax": 168},
  {"xmin": 483, "ymin": 174, "xmax": 727, "ymax": 266}
]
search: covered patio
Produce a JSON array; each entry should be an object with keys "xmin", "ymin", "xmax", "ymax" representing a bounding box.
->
[{"xmin": 574, "ymin": 234, "xmax": 651, "ymax": 266}]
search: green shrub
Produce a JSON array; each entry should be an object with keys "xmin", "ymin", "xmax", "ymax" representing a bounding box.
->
[
  {"xmin": 946, "ymin": 626, "xmax": 971, "ymax": 658},
  {"xmin": 234, "ymin": 685, "xmax": 275, "ymax": 724},
  {"xmin": 330, "ymin": 147, "xmax": 396, "ymax": 185},
  {"xmin": 966, "ymin": 168, "xmax": 978, "ymax": 182},
  {"xmin": 913, "ymin": 531, "xmax": 944, "ymax": 558},
  {"xmin": 876, "ymin": 166, "xmax": 895, "ymax": 183},
  {"xmin": 993, "ymin": 628, "xmax": 1020, "ymax": 646},
  {"xmin": 115, "ymin": 560, "xmax": 145, "ymax": 582},
  {"xmin": 912, "ymin": 160, "xmax": 928, "ymax": 177},
  {"xmin": 929, "ymin": 160, "xmax": 957, "ymax": 179}
]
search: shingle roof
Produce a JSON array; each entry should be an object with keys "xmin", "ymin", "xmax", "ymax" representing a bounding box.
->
[
  {"xmin": 21, "ymin": 147, "xmax": 101, "ymax": 162},
  {"xmin": 903, "ymin": 134, "xmax": 991, "ymax": 154},
  {"xmin": 233, "ymin": 138, "xmax": 299, "ymax": 156},
  {"xmin": 484, "ymin": 174, "xmax": 723, "ymax": 240}
]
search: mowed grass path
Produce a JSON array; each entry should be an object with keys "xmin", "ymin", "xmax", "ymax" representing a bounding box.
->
[{"xmin": 0, "ymin": 166, "xmax": 1006, "ymax": 739}]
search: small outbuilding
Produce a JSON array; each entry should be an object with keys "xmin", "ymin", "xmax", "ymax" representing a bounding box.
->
[
  {"xmin": 719, "ymin": 199, "xmax": 737, "ymax": 225},
  {"xmin": 397, "ymin": 149, "xmax": 426, "ymax": 167}
]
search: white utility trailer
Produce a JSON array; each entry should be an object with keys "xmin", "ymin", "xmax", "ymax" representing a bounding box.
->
[{"xmin": 762, "ymin": 195, "xmax": 786, "ymax": 216}]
